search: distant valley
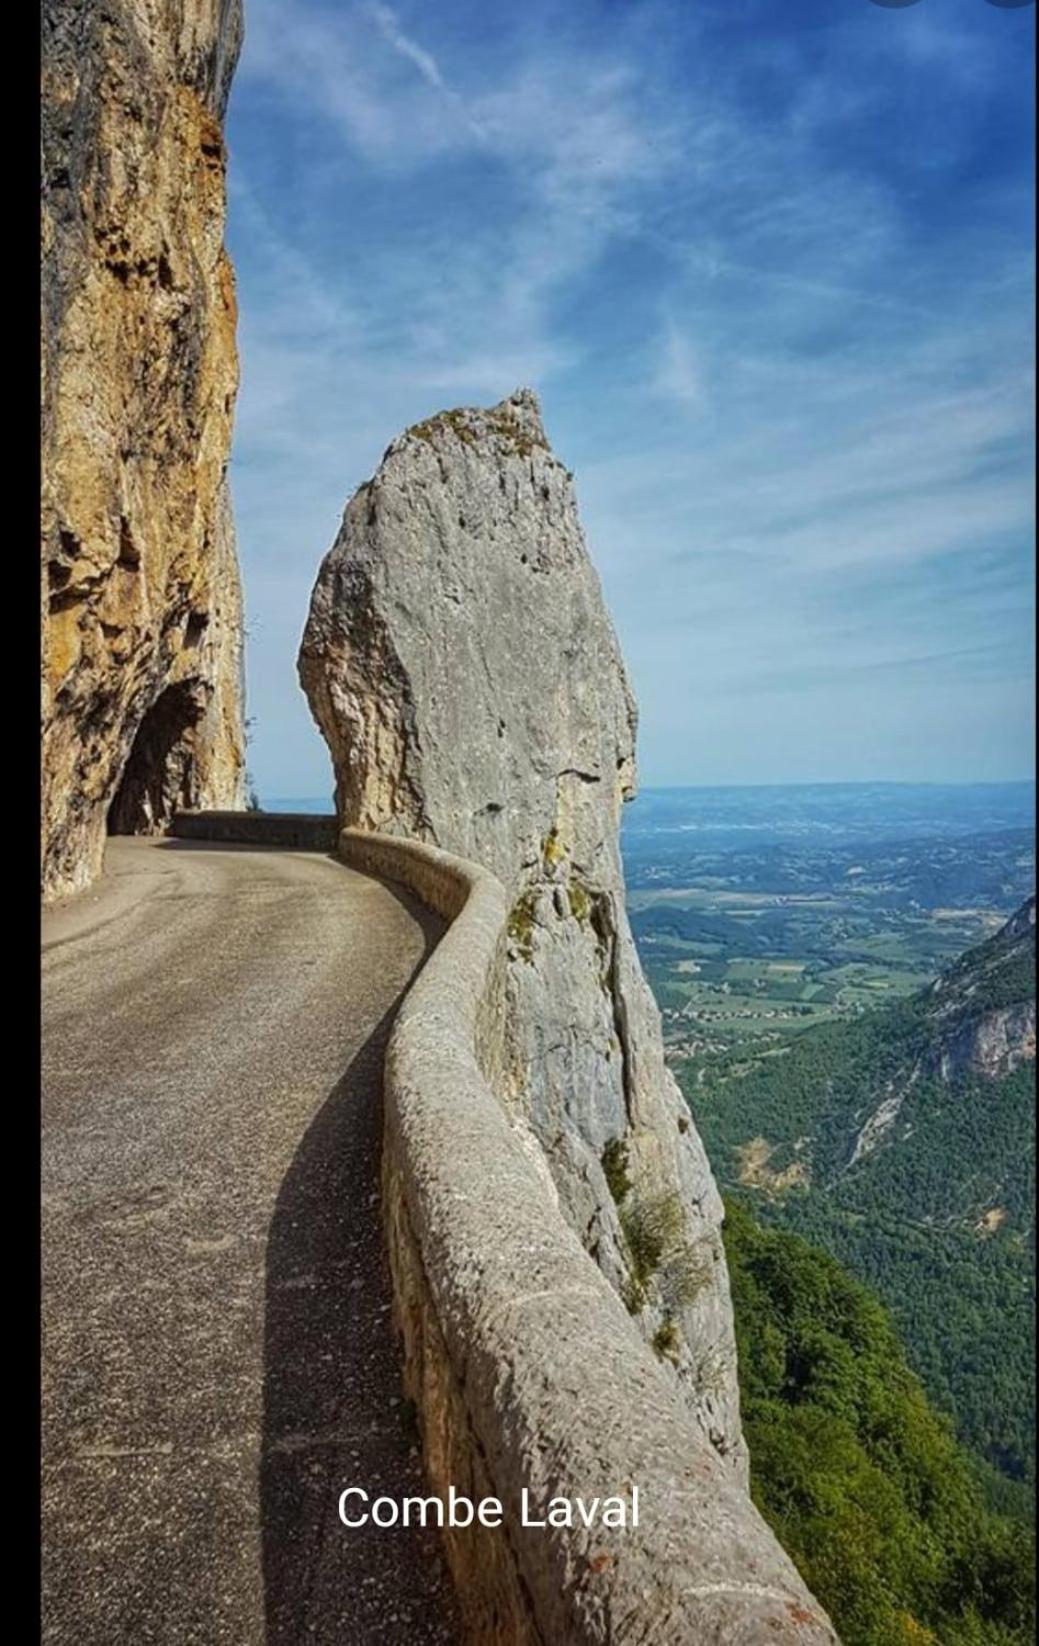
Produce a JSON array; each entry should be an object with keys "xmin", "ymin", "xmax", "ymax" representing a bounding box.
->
[
  {"xmin": 622, "ymin": 783, "xmax": 1036, "ymax": 1517},
  {"xmin": 625, "ymin": 782, "xmax": 1035, "ymax": 1063}
]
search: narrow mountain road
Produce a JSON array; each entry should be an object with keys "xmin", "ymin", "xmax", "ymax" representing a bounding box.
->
[{"xmin": 42, "ymin": 837, "xmax": 460, "ymax": 1645}]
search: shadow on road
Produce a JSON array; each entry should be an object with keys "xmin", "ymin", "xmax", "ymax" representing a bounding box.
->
[{"xmin": 260, "ymin": 903, "xmax": 460, "ymax": 1644}]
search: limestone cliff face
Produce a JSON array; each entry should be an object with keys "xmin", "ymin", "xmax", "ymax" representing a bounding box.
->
[
  {"xmin": 41, "ymin": 0, "xmax": 246, "ymax": 902},
  {"xmin": 924, "ymin": 895, "xmax": 1036, "ymax": 1082},
  {"xmin": 300, "ymin": 390, "xmax": 746, "ymax": 1475}
]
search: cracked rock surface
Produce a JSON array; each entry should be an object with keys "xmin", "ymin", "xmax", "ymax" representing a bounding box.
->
[
  {"xmin": 41, "ymin": 0, "xmax": 246, "ymax": 901},
  {"xmin": 299, "ymin": 390, "xmax": 746, "ymax": 1475}
]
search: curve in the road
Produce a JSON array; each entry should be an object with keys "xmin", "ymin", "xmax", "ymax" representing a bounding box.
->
[{"xmin": 42, "ymin": 837, "xmax": 460, "ymax": 1644}]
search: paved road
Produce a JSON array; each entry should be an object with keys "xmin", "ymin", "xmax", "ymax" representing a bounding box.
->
[{"xmin": 42, "ymin": 837, "xmax": 460, "ymax": 1645}]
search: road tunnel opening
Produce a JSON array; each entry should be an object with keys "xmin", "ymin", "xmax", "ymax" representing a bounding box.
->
[{"xmin": 107, "ymin": 678, "xmax": 207, "ymax": 835}]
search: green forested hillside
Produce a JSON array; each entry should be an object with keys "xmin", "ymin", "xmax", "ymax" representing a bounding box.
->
[
  {"xmin": 725, "ymin": 1200, "xmax": 1035, "ymax": 1646},
  {"xmin": 688, "ymin": 900, "xmax": 1036, "ymax": 1501}
]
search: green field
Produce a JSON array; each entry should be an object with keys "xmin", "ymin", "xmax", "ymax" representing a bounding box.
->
[{"xmin": 632, "ymin": 884, "xmax": 1007, "ymax": 1057}]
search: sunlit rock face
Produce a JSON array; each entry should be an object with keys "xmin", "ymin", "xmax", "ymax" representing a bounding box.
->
[
  {"xmin": 300, "ymin": 390, "xmax": 747, "ymax": 1475},
  {"xmin": 925, "ymin": 895, "xmax": 1036, "ymax": 1082},
  {"xmin": 41, "ymin": 0, "xmax": 246, "ymax": 902}
]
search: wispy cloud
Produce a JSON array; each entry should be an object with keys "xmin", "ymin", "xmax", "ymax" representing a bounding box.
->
[
  {"xmin": 226, "ymin": 0, "xmax": 1035, "ymax": 795},
  {"xmin": 652, "ymin": 319, "xmax": 703, "ymax": 408},
  {"xmin": 364, "ymin": 2, "xmax": 449, "ymax": 92}
]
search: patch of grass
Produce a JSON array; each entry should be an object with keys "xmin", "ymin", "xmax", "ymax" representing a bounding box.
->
[
  {"xmin": 602, "ymin": 1137, "xmax": 632, "ymax": 1205},
  {"xmin": 659, "ymin": 1240, "xmax": 714, "ymax": 1313},
  {"xmin": 604, "ymin": 1146, "xmax": 709, "ymax": 1321},
  {"xmin": 488, "ymin": 405, "xmax": 548, "ymax": 458},
  {"xmin": 542, "ymin": 826, "xmax": 566, "ymax": 869},
  {"xmin": 621, "ymin": 1275, "xmax": 645, "ymax": 1315},
  {"xmin": 507, "ymin": 891, "xmax": 538, "ymax": 963},
  {"xmin": 621, "ymin": 1191, "xmax": 682, "ymax": 1291},
  {"xmin": 409, "ymin": 402, "xmax": 548, "ymax": 459},
  {"xmin": 444, "ymin": 408, "xmax": 478, "ymax": 446},
  {"xmin": 408, "ymin": 407, "xmax": 478, "ymax": 447},
  {"xmin": 568, "ymin": 879, "xmax": 592, "ymax": 923},
  {"xmin": 652, "ymin": 1317, "xmax": 681, "ymax": 1363},
  {"xmin": 621, "ymin": 1190, "xmax": 711, "ymax": 1316}
]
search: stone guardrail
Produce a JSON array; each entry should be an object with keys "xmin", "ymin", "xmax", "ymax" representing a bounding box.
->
[
  {"xmin": 338, "ymin": 827, "xmax": 838, "ymax": 1646},
  {"xmin": 170, "ymin": 809, "xmax": 339, "ymax": 849}
]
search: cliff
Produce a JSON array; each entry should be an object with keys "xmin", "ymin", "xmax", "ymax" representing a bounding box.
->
[
  {"xmin": 41, "ymin": 0, "xmax": 246, "ymax": 902},
  {"xmin": 300, "ymin": 390, "xmax": 746, "ymax": 1475},
  {"xmin": 923, "ymin": 894, "xmax": 1036, "ymax": 1082},
  {"xmin": 695, "ymin": 894, "xmax": 1036, "ymax": 1496},
  {"xmin": 843, "ymin": 893, "xmax": 1036, "ymax": 1169}
]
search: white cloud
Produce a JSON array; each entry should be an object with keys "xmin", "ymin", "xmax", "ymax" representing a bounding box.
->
[
  {"xmin": 226, "ymin": 0, "xmax": 1034, "ymax": 795},
  {"xmin": 652, "ymin": 319, "xmax": 703, "ymax": 407},
  {"xmin": 364, "ymin": 2, "xmax": 448, "ymax": 92}
]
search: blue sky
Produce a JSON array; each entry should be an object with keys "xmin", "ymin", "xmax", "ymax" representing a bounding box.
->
[{"xmin": 225, "ymin": 0, "xmax": 1035, "ymax": 802}]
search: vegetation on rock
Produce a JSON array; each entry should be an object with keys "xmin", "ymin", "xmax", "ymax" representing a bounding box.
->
[
  {"xmin": 690, "ymin": 903, "xmax": 1036, "ymax": 1505},
  {"xmin": 601, "ymin": 1137, "xmax": 632, "ymax": 1205},
  {"xmin": 725, "ymin": 1198, "xmax": 1035, "ymax": 1646}
]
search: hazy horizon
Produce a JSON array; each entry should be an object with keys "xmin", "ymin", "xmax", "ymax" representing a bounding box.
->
[{"xmin": 263, "ymin": 774, "xmax": 1038, "ymax": 811}]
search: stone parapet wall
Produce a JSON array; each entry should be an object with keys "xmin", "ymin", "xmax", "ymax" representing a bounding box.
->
[
  {"xmin": 170, "ymin": 809, "xmax": 338, "ymax": 850},
  {"xmin": 339, "ymin": 827, "xmax": 838, "ymax": 1646}
]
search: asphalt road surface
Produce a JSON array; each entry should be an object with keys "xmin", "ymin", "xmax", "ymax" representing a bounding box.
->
[{"xmin": 42, "ymin": 837, "xmax": 460, "ymax": 1645}]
